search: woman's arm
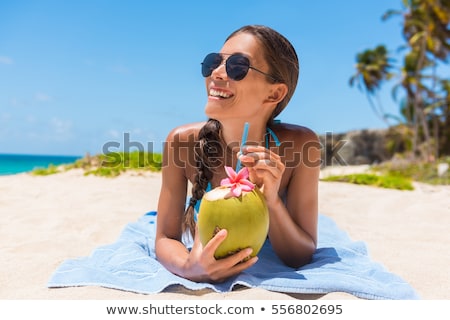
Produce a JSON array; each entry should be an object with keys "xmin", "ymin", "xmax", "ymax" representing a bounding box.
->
[
  {"xmin": 239, "ymin": 126, "xmax": 320, "ymax": 268},
  {"xmin": 155, "ymin": 127, "xmax": 192, "ymax": 274}
]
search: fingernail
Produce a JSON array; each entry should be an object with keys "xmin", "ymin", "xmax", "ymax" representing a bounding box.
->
[
  {"xmin": 239, "ymin": 155, "xmax": 252, "ymax": 162},
  {"xmin": 216, "ymin": 229, "xmax": 227, "ymax": 237}
]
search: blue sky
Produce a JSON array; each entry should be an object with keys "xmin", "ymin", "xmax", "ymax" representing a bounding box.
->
[{"xmin": 0, "ymin": 0, "xmax": 429, "ymax": 156}]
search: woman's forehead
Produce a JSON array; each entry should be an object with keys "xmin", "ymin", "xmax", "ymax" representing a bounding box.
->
[{"xmin": 221, "ymin": 33, "xmax": 264, "ymax": 61}]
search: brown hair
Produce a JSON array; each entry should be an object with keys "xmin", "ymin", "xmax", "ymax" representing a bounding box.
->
[{"xmin": 183, "ymin": 25, "xmax": 299, "ymax": 237}]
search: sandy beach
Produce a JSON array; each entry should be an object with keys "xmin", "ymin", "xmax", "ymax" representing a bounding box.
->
[{"xmin": 1, "ymin": 167, "xmax": 449, "ymax": 300}]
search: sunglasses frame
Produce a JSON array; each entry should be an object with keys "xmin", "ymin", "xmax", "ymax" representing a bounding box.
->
[{"xmin": 201, "ymin": 52, "xmax": 279, "ymax": 82}]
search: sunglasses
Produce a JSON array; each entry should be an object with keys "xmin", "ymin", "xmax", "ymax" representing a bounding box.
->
[{"xmin": 201, "ymin": 52, "xmax": 279, "ymax": 82}]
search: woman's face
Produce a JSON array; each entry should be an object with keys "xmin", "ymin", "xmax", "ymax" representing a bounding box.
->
[{"xmin": 204, "ymin": 32, "xmax": 275, "ymax": 122}]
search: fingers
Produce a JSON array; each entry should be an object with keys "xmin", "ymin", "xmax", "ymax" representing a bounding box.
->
[
  {"xmin": 200, "ymin": 229, "xmax": 259, "ymax": 282},
  {"xmin": 238, "ymin": 146, "xmax": 285, "ymax": 178},
  {"xmin": 202, "ymin": 228, "xmax": 227, "ymax": 258},
  {"xmin": 209, "ymin": 249, "xmax": 259, "ymax": 283},
  {"xmin": 239, "ymin": 146, "xmax": 281, "ymax": 166},
  {"xmin": 204, "ymin": 229, "xmax": 253, "ymax": 264},
  {"xmin": 221, "ymin": 255, "xmax": 259, "ymax": 278}
]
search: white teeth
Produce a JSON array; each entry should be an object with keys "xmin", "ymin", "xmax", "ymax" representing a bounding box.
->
[{"xmin": 209, "ymin": 89, "xmax": 232, "ymax": 98}]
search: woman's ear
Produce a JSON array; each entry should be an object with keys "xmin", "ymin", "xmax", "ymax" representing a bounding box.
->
[{"xmin": 265, "ymin": 83, "xmax": 288, "ymax": 105}]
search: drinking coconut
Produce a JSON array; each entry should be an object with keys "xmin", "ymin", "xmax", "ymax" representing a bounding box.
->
[{"xmin": 197, "ymin": 166, "xmax": 269, "ymax": 259}]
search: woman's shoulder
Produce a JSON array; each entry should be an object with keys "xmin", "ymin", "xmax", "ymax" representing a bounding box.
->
[
  {"xmin": 272, "ymin": 122, "xmax": 321, "ymax": 172},
  {"xmin": 272, "ymin": 121, "xmax": 319, "ymax": 145},
  {"xmin": 165, "ymin": 122, "xmax": 206, "ymax": 141}
]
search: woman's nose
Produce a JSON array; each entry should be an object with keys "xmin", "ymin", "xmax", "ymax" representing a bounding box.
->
[{"xmin": 211, "ymin": 61, "xmax": 227, "ymax": 80}]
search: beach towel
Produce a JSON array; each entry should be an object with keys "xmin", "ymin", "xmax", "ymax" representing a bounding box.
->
[{"xmin": 47, "ymin": 212, "xmax": 420, "ymax": 299}]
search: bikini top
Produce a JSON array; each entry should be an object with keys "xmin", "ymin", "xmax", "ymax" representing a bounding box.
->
[{"xmin": 192, "ymin": 126, "xmax": 281, "ymax": 214}]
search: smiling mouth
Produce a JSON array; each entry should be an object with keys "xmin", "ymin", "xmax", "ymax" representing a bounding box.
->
[{"xmin": 209, "ymin": 89, "xmax": 233, "ymax": 99}]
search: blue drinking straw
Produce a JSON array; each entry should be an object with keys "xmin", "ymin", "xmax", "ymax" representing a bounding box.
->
[{"xmin": 235, "ymin": 122, "xmax": 249, "ymax": 172}]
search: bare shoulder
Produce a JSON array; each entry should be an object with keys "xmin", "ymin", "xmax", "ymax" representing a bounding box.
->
[
  {"xmin": 272, "ymin": 122, "xmax": 319, "ymax": 147},
  {"xmin": 163, "ymin": 122, "xmax": 206, "ymax": 179},
  {"xmin": 165, "ymin": 122, "xmax": 206, "ymax": 141},
  {"xmin": 272, "ymin": 122, "xmax": 321, "ymax": 187}
]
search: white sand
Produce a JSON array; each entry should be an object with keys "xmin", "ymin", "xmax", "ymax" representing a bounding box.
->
[{"xmin": 1, "ymin": 168, "xmax": 449, "ymax": 300}]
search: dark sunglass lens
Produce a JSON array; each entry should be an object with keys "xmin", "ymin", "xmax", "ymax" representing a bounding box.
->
[
  {"xmin": 201, "ymin": 53, "xmax": 222, "ymax": 77},
  {"xmin": 226, "ymin": 54, "xmax": 250, "ymax": 81}
]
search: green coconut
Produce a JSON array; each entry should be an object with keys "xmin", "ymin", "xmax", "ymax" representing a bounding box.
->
[{"xmin": 197, "ymin": 185, "xmax": 269, "ymax": 259}]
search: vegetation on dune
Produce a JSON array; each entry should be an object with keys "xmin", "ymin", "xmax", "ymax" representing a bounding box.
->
[
  {"xmin": 321, "ymin": 156, "xmax": 449, "ymax": 189},
  {"xmin": 373, "ymin": 155, "xmax": 450, "ymax": 185},
  {"xmin": 31, "ymin": 151, "xmax": 162, "ymax": 177},
  {"xmin": 31, "ymin": 164, "xmax": 61, "ymax": 176},
  {"xmin": 322, "ymin": 173, "xmax": 414, "ymax": 191}
]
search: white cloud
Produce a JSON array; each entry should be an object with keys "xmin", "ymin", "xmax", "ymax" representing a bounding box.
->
[
  {"xmin": 9, "ymin": 98, "xmax": 19, "ymax": 106},
  {"xmin": 106, "ymin": 129, "xmax": 120, "ymax": 138},
  {"xmin": 35, "ymin": 92, "xmax": 53, "ymax": 102},
  {"xmin": 47, "ymin": 117, "xmax": 73, "ymax": 141},
  {"xmin": 0, "ymin": 56, "xmax": 13, "ymax": 65},
  {"xmin": 1, "ymin": 112, "xmax": 11, "ymax": 122},
  {"xmin": 25, "ymin": 115, "xmax": 37, "ymax": 123},
  {"xmin": 50, "ymin": 117, "xmax": 72, "ymax": 136},
  {"xmin": 132, "ymin": 128, "xmax": 143, "ymax": 135},
  {"xmin": 83, "ymin": 58, "xmax": 95, "ymax": 66},
  {"xmin": 110, "ymin": 64, "xmax": 130, "ymax": 74}
]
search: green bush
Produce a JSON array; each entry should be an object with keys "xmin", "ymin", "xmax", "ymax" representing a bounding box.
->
[
  {"xmin": 322, "ymin": 173, "xmax": 414, "ymax": 190},
  {"xmin": 31, "ymin": 164, "xmax": 60, "ymax": 176},
  {"xmin": 373, "ymin": 156, "xmax": 450, "ymax": 185},
  {"xmin": 32, "ymin": 151, "xmax": 162, "ymax": 177}
]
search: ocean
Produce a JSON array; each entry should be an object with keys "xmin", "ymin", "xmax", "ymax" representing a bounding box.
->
[{"xmin": 0, "ymin": 153, "xmax": 82, "ymax": 176}]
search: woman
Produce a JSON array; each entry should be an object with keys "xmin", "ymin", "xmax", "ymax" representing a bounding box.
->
[{"xmin": 155, "ymin": 25, "xmax": 320, "ymax": 283}]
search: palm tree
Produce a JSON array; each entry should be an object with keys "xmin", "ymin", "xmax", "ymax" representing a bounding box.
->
[
  {"xmin": 349, "ymin": 45, "xmax": 394, "ymax": 123},
  {"xmin": 383, "ymin": 0, "xmax": 450, "ymax": 160},
  {"xmin": 350, "ymin": 0, "xmax": 450, "ymax": 160},
  {"xmin": 435, "ymin": 79, "xmax": 450, "ymax": 155}
]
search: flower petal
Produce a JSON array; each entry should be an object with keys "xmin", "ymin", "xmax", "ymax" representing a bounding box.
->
[
  {"xmin": 236, "ymin": 167, "xmax": 249, "ymax": 180},
  {"xmin": 224, "ymin": 166, "xmax": 237, "ymax": 181},
  {"xmin": 220, "ymin": 166, "xmax": 254, "ymax": 197},
  {"xmin": 220, "ymin": 178, "xmax": 232, "ymax": 186},
  {"xmin": 239, "ymin": 179, "xmax": 255, "ymax": 190},
  {"xmin": 231, "ymin": 184, "xmax": 242, "ymax": 197}
]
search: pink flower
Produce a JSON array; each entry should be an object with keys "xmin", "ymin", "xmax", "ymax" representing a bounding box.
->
[{"xmin": 220, "ymin": 166, "xmax": 255, "ymax": 197}]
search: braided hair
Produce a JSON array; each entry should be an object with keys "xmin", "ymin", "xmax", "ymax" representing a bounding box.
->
[{"xmin": 183, "ymin": 119, "xmax": 223, "ymax": 237}]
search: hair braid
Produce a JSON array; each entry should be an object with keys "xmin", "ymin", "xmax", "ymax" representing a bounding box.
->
[{"xmin": 183, "ymin": 119, "xmax": 223, "ymax": 237}]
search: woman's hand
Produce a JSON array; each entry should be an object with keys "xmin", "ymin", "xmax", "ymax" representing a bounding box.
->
[
  {"xmin": 238, "ymin": 146, "xmax": 285, "ymax": 205},
  {"xmin": 185, "ymin": 225, "xmax": 258, "ymax": 283}
]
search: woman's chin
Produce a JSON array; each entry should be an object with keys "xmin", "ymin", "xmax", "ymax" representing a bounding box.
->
[{"xmin": 204, "ymin": 101, "xmax": 226, "ymax": 118}]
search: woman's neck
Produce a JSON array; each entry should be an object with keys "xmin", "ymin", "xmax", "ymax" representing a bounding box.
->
[{"xmin": 219, "ymin": 119, "xmax": 267, "ymax": 152}]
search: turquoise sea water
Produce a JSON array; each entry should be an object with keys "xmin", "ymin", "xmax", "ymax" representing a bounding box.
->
[{"xmin": 0, "ymin": 154, "xmax": 82, "ymax": 176}]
